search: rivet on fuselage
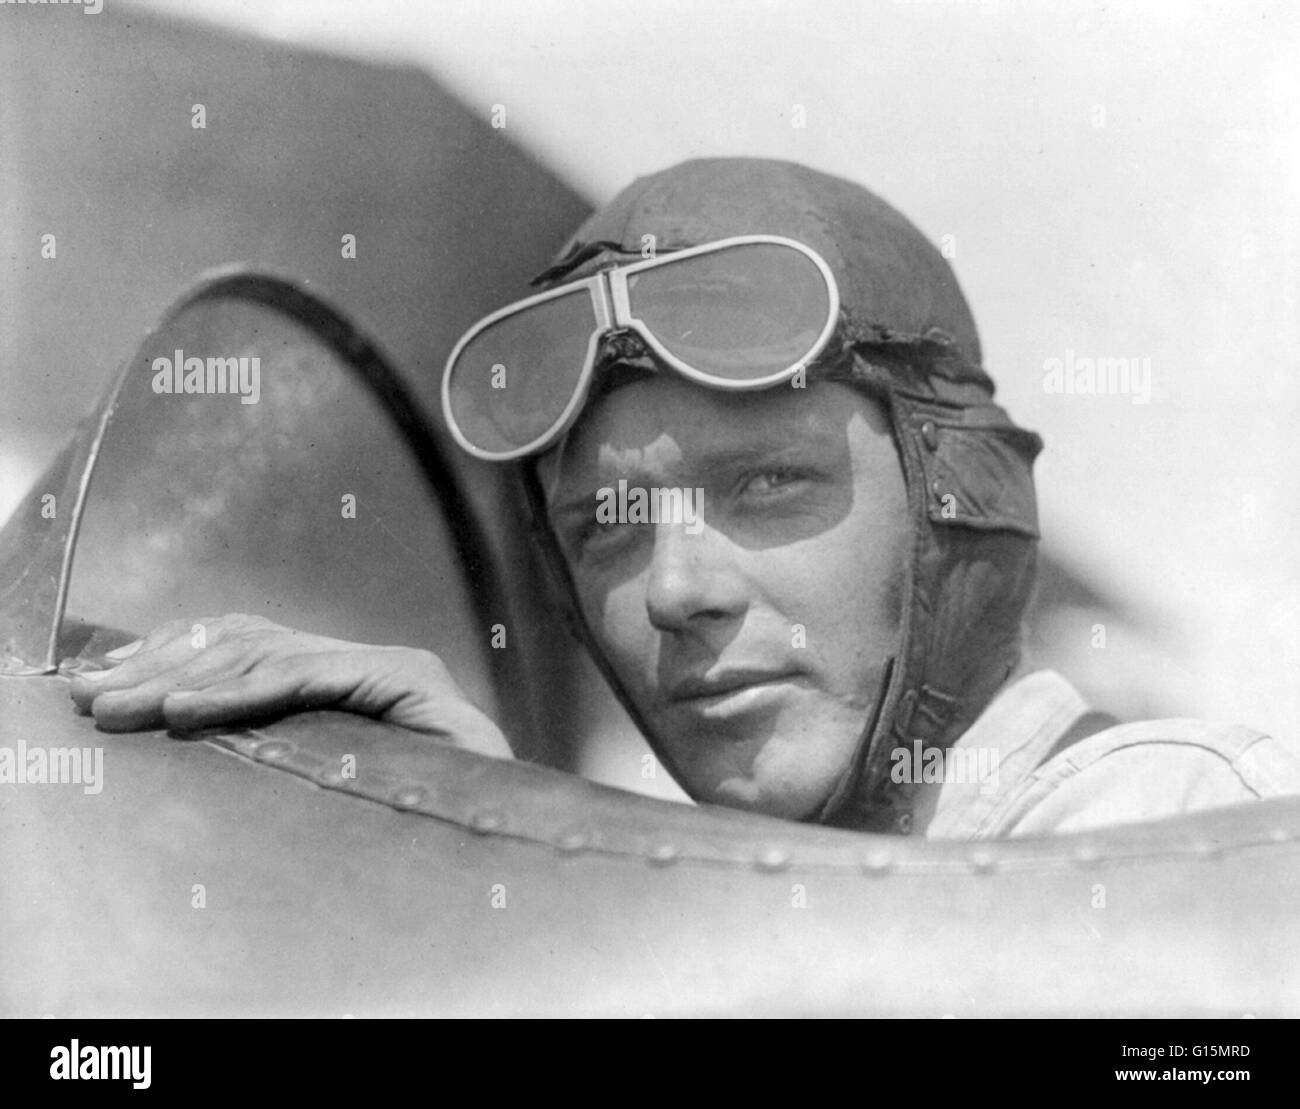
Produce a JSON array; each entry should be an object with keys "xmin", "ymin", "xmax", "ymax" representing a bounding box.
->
[
  {"xmin": 469, "ymin": 808, "xmax": 506, "ymax": 835},
  {"xmin": 647, "ymin": 842, "xmax": 679, "ymax": 867},
  {"xmin": 860, "ymin": 846, "xmax": 894, "ymax": 875},
  {"xmin": 391, "ymin": 786, "xmax": 427, "ymax": 809},
  {"xmin": 1072, "ymin": 843, "xmax": 1103, "ymax": 866},
  {"xmin": 254, "ymin": 740, "xmax": 292, "ymax": 761},
  {"xmin": 555, "ymin": 829, "xmax": 589, "ymax": 855}
]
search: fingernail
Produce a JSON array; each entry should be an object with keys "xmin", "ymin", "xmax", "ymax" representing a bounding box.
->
[
  {"xmin": 105, "ymin": 640, "xmax": 143, "ymax": 660},
  {"xmin": 167, "ymin": 690, "xmax": 198, "ymax": 699},
  {"xmin": 82, "ymin": 667, "xmax": 116, "ymax": 681}
]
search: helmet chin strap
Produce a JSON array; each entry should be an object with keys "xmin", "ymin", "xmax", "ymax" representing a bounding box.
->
[{"xmin": 809, "ymin": 655, "xmax": 899, "ymax": 828}]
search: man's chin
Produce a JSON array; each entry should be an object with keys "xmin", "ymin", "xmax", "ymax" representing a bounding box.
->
[
  {"xmin": 706, "ymin": 773, "xmax": 831, "ymax": 822},
  {"xmin": 642, "ymin": 695, "xmax": 870, "ymax": 820}
]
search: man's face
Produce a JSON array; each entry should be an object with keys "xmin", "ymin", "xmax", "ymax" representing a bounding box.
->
[{"xmin": 540, "ymin": 374, "xmax": 910, "ymax": 819}]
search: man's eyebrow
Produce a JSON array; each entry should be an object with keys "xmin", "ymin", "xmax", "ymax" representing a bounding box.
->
[{"xmin": 546, "ymin": 440, "xmax": 827, "ymax": 520}]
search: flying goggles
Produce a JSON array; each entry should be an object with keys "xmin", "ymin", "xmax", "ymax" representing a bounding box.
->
[{"xmin": 441, "ymin": 235, "xmax": 840, "ymax": 460}]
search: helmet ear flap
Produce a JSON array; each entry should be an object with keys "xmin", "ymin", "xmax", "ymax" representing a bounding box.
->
[{"xmin": 810, "ymin": 349, "xmax": 1044, "ymax": 833}]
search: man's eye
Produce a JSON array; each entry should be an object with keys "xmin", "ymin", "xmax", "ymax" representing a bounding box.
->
[
  {"xmin": 571, "ymin": 517, "xmax": 637, "ymax": 555},
  {"xmin": 740, "ymin": 468, "xmax": 806, "ymax": 496}
]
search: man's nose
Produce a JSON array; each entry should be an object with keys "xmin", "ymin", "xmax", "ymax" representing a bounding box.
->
[{"xmin": 644, "ymin": 521, "xmax": 747, "ymax": 633}]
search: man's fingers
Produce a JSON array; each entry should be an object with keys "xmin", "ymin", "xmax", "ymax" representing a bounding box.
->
[
  {"xmin": 69, "ymin": 637, "xmax": 258, "ymax": 714},
  {"xmin": 81, "ymin": 655, "xmax": 256, "ymax": 731},
  {"xmin": 160, "ymin": 657, "xmax": 511, "ymax": 757},
  {"xmin": 65, "ymin": 627, "xmax": 514, "ymax": 759},
  {"xmin": 70, "ymin": 659, "xmax": 183, "ymax": 713},
  {"xmin": 68, "ymin": 617, "xmax": 197, "ymax": 704},
  {"xmin": 81, "ymin": 689, "xmax": 166, "ymax": 732},
  {"xmin": 69, "ymin": 615, "xmax": 350, "ymax": 727},
  {"xmin": 159, "ymin": 663, "xmax": 329, "ymax": 731}
]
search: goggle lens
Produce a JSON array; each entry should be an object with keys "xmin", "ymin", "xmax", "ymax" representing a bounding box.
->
[
  {"xmin": 625, "ymin": 241, "xmax": 831, "ymax": 380},
  {"xmin": 446, "ymin": 286, "xmax": 598, "ymax": 456}
]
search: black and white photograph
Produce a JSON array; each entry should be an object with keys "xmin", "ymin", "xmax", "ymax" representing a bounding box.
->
[{"xmin": 0, "ymin": 0, "xmax": 1296, "ymax": 1053}]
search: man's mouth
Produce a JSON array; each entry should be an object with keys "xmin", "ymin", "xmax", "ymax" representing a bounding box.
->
[{"xmin": 666, "ymin": 668, "xmax": 809, "ymax": 717}]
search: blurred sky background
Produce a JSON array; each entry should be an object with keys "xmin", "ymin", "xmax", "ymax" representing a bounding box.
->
[{"xmin": 2, "ymin": 0, "xmax": 1297, "ymax": 781}]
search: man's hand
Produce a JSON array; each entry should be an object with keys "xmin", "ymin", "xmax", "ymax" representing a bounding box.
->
[{"xmin": 67, "ymin": 614, "xmax": 512, "ymax": 758}]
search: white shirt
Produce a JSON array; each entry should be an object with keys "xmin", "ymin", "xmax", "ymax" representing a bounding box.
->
[{"xmin": 922, "ymin": 670, "xmax": 1300, "ymax": 839}]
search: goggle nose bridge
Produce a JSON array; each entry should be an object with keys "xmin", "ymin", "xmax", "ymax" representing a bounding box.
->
[
  {"xmin": 583, "ymin": 264, "xmax": 663, "ymax": 354},
  {"xmin": 587, "ymin": 268, "xmax": 616, "ymax": 333}
]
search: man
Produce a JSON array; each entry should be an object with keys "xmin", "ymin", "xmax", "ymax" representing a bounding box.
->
[{"xmin": 69, "ymin": 158, "xmax": 1300, "ymax": 837}]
